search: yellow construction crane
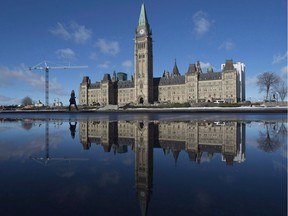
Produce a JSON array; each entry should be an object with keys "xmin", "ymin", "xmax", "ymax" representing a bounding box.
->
[{"xmin": 29, "ymin": 61, "xmax": 88, "ymax": 106}]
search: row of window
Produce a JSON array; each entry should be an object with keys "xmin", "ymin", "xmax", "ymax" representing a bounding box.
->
[
  {"xmin": 137, "ymin": 42, "xmax": 146, "ymax": 49},
  {"xmin": 118, "ymin": 93, "xmax": 134, "ymax": 97},
  {"xmin": 158, "ymin": 97, "xmax": 185, "ymax": 101},
  {"xmin": 138, "ymin": 54, "xmax": 145, "ymax": 59},
  {"xmin": 224, "ymin": 74, "xmax": 235, "ymax": 79},
  {"xmin": 119, "ymin": 98, "xmax": 133, "ymax": 103},
  {"xmin": 202, "ymin": 88, "xmax": 221, "ymax": 92},
  {"xmin": 159, "ymin": 91, "xmax": 186, "ymax": 95},
  {"xmin": 160, "ymin": 86, "xmax": 183, "ymax": 90},
  {"xmin": 200, "ymin": 81, "xmax": 222, "ymax": 85}
]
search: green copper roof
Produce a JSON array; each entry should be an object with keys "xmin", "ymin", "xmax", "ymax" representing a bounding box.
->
[
  {"xmin": 207, "ymin": 65, "xmax": 214, "ymax": 73},
  {"xmin": 138, "ymin": 3, "xmax": 149, "ymax": 27}
]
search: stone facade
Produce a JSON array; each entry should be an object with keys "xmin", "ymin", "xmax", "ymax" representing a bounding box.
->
[
  {"xmin": 79, "ymin": 120, "xmax": 246, "ymax": 164},
  {"xmin": 80, "ymin": 4, "xmax": 245, "ymax": 106}
]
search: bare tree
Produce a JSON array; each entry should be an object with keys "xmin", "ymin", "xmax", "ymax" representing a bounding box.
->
[
  {"xmin": 274, "ymin": 81, "xmax": 287, "ymax": 102},
  {"xmin": 21, "ymin": 119, "xmax": 33, "ymax": 130},
  {"xmin": 22, "ymin": 96, "xmax": 33, "ymax": 106},
  {"xmin": 256, "ymin": 72, "xmax": 280, "ymax": 100},
  {"xmin": 257, "ymin": 123, "xmax": 281, "ymax": 152}
]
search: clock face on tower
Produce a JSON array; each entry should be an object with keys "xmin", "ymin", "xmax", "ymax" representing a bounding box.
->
[{"xmin": 139, "ymin": 29, "xmax": 145, "ymax": 35}]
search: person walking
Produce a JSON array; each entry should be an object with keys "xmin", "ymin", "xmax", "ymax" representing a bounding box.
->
[{"xmin": 69, "ymin": 90, "xmax": 78, "ymax": 111}]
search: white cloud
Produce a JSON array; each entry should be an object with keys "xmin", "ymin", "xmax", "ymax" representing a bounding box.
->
[
  {"xmin": 272, "ymin": 52, "xmax": 287, "ymax": 64},
  {"xmin": 0, "ymin": 65, "xmax": 65, "ymax": 95},
  {"xmin": 95, "ymin": 39, "xmax": 120, "ymax": 55},
  {"xmin": 56, "ymin": 48, "xmax": 76, "ymax": 60},
  {"xmin": 0, "ymin": 95, "xmax": 11, "ymax": 101},
  {"xmin": 89, "ymin": 52, "xmax": 98, "ymax": 61},
  {"xmin": 193, "ymin": 11, "xmax": 212, "ymax": 36},
  {"xmin": 50, "ymin": 21, "xmax": 92, "ymax": 44},
  {"xmin": 70, "ymin": 22, "xmax": 92, "ymax": 44},
  {"xmin": 49, "ymin": 23, "xmax": 70, "ymax": 40},
  {"xmin": 199, "ymin": 61, "xmax": 212, "ymax": 71},
  {"xmin": 97, "ymin": 61, "xmax": 110, "ymax": 69},
  {"xmin": 122, "ymin": 60, "xmax": 132, "ymax": 72},
  {"xmin": 219, "ymin": 40, "xmax": 234, "ymax": 51},
  {"xmin": 0, "ymin": 95, "xmax": 14, "ymax": 104},
  {"xmin": 49, "ymin": 78, "xmax": 66, "ymax": 93}
]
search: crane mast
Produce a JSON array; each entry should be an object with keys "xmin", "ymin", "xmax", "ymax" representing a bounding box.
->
[
  {"xmin": 30, "ymin": 120, "xmax": 88, "ymax": 166},
  {"xmin": 29, "ymin": 61, "xmax": 88, "ymax": 106}
]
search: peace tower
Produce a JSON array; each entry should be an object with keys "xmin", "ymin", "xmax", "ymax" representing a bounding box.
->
[{"xmin": 134, "ymin": 3, "xmax": 153, "ymax": 104}]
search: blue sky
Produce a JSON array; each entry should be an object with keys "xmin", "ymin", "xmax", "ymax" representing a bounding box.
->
[{"xmin": 0, "ymin": 0, "xmax": 287, "ymax": 105}]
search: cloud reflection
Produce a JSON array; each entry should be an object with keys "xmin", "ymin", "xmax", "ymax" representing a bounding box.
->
[
  {"xmin": 97, "ymin": 171, "xmax": 120, "ymax": 187},
  {"xmin": 0, "ymin": 130, "xmax": 65, "ymax": 161}
]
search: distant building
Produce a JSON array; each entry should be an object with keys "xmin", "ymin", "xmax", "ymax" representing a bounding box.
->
[
  {"xmin": 117, "ymin": 72, "xmax": 127, "ymax": 81},
  {"xmin": 80, "ymin": 3, "xmax": 245, "ymax": 106},
  {"xmin": 35, "ymin": 100, "xmax": 44, "ymax": 108},
  {"xmin": 221, "ymin": 62, "xmax": 246, "ymax": 101},
  {"xmin": 52, "ymin": 100, "xmax": 63, "ymax": 107}
]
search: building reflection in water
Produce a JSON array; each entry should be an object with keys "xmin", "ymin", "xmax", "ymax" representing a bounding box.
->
[{"xmin": 79, "ymin": 120, "xmax": 246, "ymax": 215}]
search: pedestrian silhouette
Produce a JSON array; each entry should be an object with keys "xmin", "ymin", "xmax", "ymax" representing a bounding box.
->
[
  {"xmin": 69, "ymin": 90, "xmax": 78, "ymax": 111},
  {"xmin": 69, "ymin": 121, "xmax": 77, "ymax": 139}
]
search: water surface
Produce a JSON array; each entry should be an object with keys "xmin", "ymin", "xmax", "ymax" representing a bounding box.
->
[{"xmin": 0, "ymin": 113, "xmax": 287, "ymax": 216}]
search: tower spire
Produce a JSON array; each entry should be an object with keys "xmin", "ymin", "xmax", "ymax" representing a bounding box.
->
[
  {"xmin": 138, "ymin": 3, "xmax": 149, "ymax": 27},
  {"xmin": 134, "ymin": 2, "xmax": 153, "ymax": 104},
  {"xmin": 172, "ymin": 59, "xmax": 180, "ymax": 77}
]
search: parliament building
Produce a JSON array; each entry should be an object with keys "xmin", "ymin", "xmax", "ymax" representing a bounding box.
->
[{"xmin": 80, "ymin": 4, "xmax": 245, "ymax": 106}]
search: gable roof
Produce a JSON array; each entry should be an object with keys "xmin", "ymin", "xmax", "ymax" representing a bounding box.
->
[
  {"xmin": 223, "ymin": 60, "xmax": 235, "ymax": 71},
  {"xmin": 90, "ymin": 82, "xmax": 100, "ymax": 89},
  {"xmin": 154, "ymin": 75, "xmax": 185, "ymax": 86},
  {"xmin": 199, "ymin": 72, "xmax": 222, "ymax": 81},
  {"xmin": 118, "ymin": 80, "xmax": 134, "ymax": 89},
  {"xmin": 186, "ymin": 64, "xmax": 198, "ymax": 75}
]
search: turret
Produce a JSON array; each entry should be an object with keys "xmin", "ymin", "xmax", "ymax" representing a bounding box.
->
[
  {"xmin": 112, "ymin": 71, "xmax": 117, "ymax": 82},
  {"xmin": 222, "ymin": 59, "xmax": 235, "ymax": 72},
  {"xmin": 102, "ymin": 74, "xmax": 112, "ymax": 83},
  {"xmin": 81, "ymin": 76, "xmax": 90, "ymax": 85},
  {"xmin": 171, "ymin": 60, "xmax": 180, "ymax": 77},
  {"xmin": 207, "ymin": 65, "xmax": 214, "ymax": 73},
  {"xmin": 162, "ymin": 70, "xmax": 170, "ymax": 79},
  {"xmin": 79, "ymin": 76, "xmax": 90, "ymax": 105},
  {"xmin": 186, "ymin": 64, "xmax": 198, "ymax": 75}
]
